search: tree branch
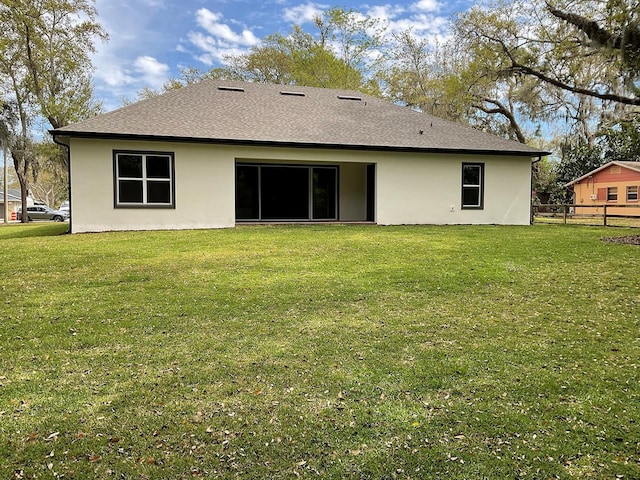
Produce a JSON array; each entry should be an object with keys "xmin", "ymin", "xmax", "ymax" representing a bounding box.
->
[
  {"xmin": 473, "ymin": 96, "xmax": 527, "ymax": 144},
  {"xmin": 546, "ymin": 4, "xmax": 622, "ymax": 49},
  {"xmin": 482, "ymin": 31, "xmax": 640, "ymax": 106},
  {"xmin": 510, "ymin": 62, "xmax": 640, "ymax": 105}
]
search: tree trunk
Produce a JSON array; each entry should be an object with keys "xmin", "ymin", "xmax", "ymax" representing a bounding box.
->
[{"xmin": 12, "ymin": 148, "xmax": 30, "ymax": 223}]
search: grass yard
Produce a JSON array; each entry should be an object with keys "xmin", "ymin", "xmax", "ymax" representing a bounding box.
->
[{"xmin": 0, "ymin": 223, "xmax": 638, "ymax": 479}]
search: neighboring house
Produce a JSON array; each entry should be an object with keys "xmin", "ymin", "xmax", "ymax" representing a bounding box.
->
[
  {"xmin": 565, "ymin": 161, "xmax": 640, "ymax": 217},
  {"xmin": 0, "ymin": 189, "xmax": 22, "ymax": 220},
  {"xmin": 50, "ymin": 80, "xmax": 547, "ymax": 233}
]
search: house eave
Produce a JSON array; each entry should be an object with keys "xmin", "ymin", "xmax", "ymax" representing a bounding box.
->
[{"xmin": 49, "ymin": 130, "xmax": 548, "ymax": 158}]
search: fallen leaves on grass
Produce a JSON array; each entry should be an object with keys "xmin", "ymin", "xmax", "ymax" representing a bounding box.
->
[{"xmin": 602, "ymin": 235, "xmax": 640, "ymax": 245}]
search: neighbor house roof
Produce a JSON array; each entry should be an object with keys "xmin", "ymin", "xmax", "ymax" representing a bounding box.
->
[
  {"xmin": 564, "ymin": 161, "xmax": 640, "ymax": 187},
  {"xmin": 0, "ymin": 189, "xmax": 21, "ymax": 202},
  {"xmin": 51, "ymin": 80, "xmax": 547, "ymax": 157}
]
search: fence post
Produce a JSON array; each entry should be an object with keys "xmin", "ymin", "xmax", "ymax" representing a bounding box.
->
[
  {"xmin": 563, "ymin": 204, "xmax": 568, "ymax": 224},
  {"xmin": 603, "ymin": 205, "xmax": 607, "ymax": 226}
]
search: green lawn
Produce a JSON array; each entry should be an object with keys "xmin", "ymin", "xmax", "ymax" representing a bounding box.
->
[{"xmin": 1, "ymin": 224, "xmax": 638, "ymax": 479}]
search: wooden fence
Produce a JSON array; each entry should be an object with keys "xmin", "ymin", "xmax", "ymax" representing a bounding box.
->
[{"xmin": 533, "ymin": 204, "xmax": 640, "ymax": 227}]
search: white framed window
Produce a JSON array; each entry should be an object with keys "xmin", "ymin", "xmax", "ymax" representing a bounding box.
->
[
  {"xmin": 114, "ymin": 151, "xmax": 175, "ymax": 208},
  {"xmin": 606, "ymin": 187, "xmax": 618, "ymax": 202},
  {"xmin": 627, "ymin": 186, "xmax": 638, "ymax": 202},
  {"xmin": 461, "ymin": 163, "xmax": 484, "ymax": 209}
]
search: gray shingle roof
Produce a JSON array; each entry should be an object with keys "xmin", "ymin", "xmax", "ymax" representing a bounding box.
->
[
  {"xmin": 52, "ymin": 80, "xmax": 546, "ymax": 156},
  {"xmin": 0, "ymin": 189, "xmax": 21, "ymax": 201}
]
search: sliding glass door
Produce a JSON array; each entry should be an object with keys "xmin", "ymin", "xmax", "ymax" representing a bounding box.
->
[
  {"xmin": 236, "ymin": 164, "xmax": 338, "ymax": 221},
  {"xmin": 312, "ymin": 168, "xmax": 337, "ymax": 220},
  {"xmin": 261, "ymin": 166, "xmax": 309, "ymax": 219}
]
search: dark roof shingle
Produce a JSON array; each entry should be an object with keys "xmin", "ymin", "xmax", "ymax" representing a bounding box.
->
[{"xmin": 52, "ymin": 80, "xmax": 546, "ymax": 156}]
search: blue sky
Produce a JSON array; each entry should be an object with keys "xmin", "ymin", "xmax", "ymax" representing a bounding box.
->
[{"xmin": 91, "ymin": 0, "xmax": 477, "ymax": 109}]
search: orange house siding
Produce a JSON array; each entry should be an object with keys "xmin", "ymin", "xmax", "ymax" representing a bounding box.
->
[{"xmin": 572, "ymin": 164, "xmax": 640, "ymax": 216}]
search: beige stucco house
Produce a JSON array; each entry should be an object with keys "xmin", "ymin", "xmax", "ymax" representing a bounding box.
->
[
  {"xmin": 50, "ymin": 80, "xmax": 546, "ymax": 233},
  {"xmin": 0, "ymin": 189, "xmax": 22, "ymax": 221}
]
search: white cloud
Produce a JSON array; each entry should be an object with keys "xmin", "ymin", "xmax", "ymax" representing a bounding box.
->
[
  {"xmin": 283, "ymin": 2, "xmax": 327, "ymax": 24},
  {"xmin": 93, "ymin": 54, "xmax": 169, "ymax": 90},
  {"xmin": 195, "ymin": 8, "xmax": 259, "ymax": 46},
  {"xmin": 91, "ymin": 40, "xmax": 135, "ymax": 89},
  {"xmin": 186, "ymin": 8, "xmax": 260, "ymax": 65},
  {"xmin": 363, "ymin": 4, "xmax": 449, "ymax": 40},
  {"xmin": 98, "ymin": 66, "xmax": 134, "ymax": 88},
  {"xmin": 367, "ymin": 5, "xmax": 404, "ymax": 24},
  {"xmin": 279, "ymin": 1, "xmax": 443, "ymax": 37},
  {"xmin": 133, "ymin": 56, "xmax": 170, "ymax": 88},
  {"xmin": 412, "ymin": 0, "xmax": 441, "ymax": 12},
  {"xmin": 187, "ymin": 32, "xmax": 248, "ymax": 65},
  {"xmin": 91, "ymin": 52, "xmax": 169, "ymax": 107},
  {"xmin": 391, "ymin": 13, "xmax": 448, "ymax": 37}
]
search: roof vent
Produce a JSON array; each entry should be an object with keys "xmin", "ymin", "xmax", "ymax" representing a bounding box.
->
[
  {"xmin": 218, "ymin": 86, "xmax": 245, "ymax": 92},
  {"xmin": 280, "ymin": 90, "xmax": 306, "ymax": 97},
  {"xmin": 337, "ymin": 95, "xmax": 362, "ymax": 101}
]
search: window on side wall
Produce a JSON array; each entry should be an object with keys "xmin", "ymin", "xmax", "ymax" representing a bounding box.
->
[
  {"xmin": 461, "ymin": 163, "xmax": 484, "ymax": 209},
  {"xmin": 114, "ymin": 151, "xmax": 175, "ymax": 208},
  {"xmin": 627, "ymin": 186, "xmax": 638, "ymax": 202},
  {"xmin": 606, "ymin": 187, "xmax": 618, "ymax": 202}
]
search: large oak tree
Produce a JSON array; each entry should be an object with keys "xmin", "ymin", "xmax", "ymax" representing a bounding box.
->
[
  {"xmin": 456, "ymin": 0, "xmax": 639, "ymax": 107},
  {"xmin": 0, "ymin": 0, "xmax": 107, "ymax": 219}
]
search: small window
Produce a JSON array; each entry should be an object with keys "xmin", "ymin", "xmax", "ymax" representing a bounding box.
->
[
  {"xmin": 461, "ymin": 163, "xmax": 484, "ymax": 209},
  {"xmin": 114, "ymin": 151, "xmax": 175, "ymax": 208},
  {"xmin": 607, "ymin": 187, "xmax": 618, "ymax": 202},
  {"xmin": 627, "ymin": 186, "xmax": 638, "ymax": 202}
]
